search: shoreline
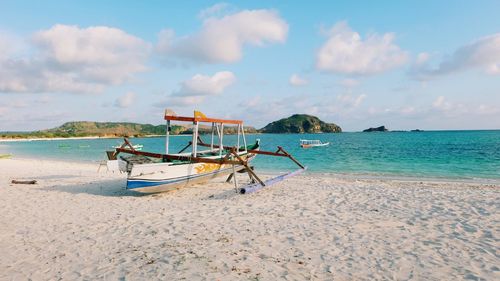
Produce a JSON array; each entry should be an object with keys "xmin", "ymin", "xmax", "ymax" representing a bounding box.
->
[
  {"xmin": 0, "ymin": 135, "xmax": 165, "ymax": 142},
  {"xmin": 3, "ymin": 156, "xmax": 499, "ymax": 186},
  {"xmin": 0, "ymin": 133, "xmax": 262, "ymax": 142}
]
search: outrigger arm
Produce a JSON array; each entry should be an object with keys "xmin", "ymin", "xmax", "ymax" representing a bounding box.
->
[{"xmin": 195, "ymin": 138, "xmax": 307, "ymax": 193}]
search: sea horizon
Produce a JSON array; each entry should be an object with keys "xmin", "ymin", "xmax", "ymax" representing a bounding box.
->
[{"xmin": 2, "ymin": 130, "xmax": 499, "ymax": 183}]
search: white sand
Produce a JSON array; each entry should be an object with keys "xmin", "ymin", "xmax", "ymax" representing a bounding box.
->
[{"xmin": 0, "ymin": 158, "xmax": 499, "ymax": 280}]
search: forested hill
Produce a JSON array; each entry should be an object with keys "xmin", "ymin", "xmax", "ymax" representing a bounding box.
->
[
  {"xmin": 0, "ymin": 121, "xmax": 257, "ymax": 139},
  {"xmin": 259, "ymin": 114, "xmax": 342, "ymax": 133}
]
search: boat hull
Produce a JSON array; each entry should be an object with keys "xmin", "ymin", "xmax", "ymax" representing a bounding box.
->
[
  {"xmin": 127, "ymin": 164, "xmax": 245, "ymax": 193},
  {"xmin": 300, "ymin": 142, "xmax": 329, "ymax": 148},
  {"xmin": 125, "ymin": 154, "xmax": 255, "ymax": 194}
]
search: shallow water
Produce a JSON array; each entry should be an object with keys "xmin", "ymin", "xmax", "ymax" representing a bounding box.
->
[{"xmin": 1, "ymin": 130, "xmax": 499, "ymax": 181}]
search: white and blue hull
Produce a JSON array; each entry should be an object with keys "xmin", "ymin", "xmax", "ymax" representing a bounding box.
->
[{"xmin": 118, "ymin": 154, "xmax": 255, "ymax": 194}]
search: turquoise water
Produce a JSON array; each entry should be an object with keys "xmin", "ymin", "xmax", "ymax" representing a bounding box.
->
[{"xmin": 1, "ymin": 131, "xmax": 499, "ymax": 181}]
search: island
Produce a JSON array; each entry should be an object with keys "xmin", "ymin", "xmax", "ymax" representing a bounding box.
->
[
  {"xmin": 0, "ymin": 121, "xmax": 257, "ymax": 139},
  {"xmin": 363, "ymin": 126, "xmax": 388, "ymax": 132},
  {"xmin": 0, "ymin": 114, "xmax": 342, "ymax": 139},
  {"xmin": 259, "ymin": 114, "xmax": 342, "ymax": 133}
]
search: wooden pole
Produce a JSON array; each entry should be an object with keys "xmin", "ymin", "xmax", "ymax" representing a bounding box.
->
[
  {"xmin": 226, "ymin": 173, "xmax": 234, "ymax": 183},
  {"xmin": 123, "ymin": 138, "xmax": 136, "ymax": 151},
  {"xmin": 166, "ymin": 120, "xmax": 170, "ymax": 154},
  {"xmin": 237, "ymin": 124, "xmax": 240, "ymax": 150},
  {"xmin": 277, "ymin": 146, "xmax": 305, "ymax": 169},
  {"xmin": 178, "ymin": 142, "xmax": 192, "ymax": 153},
  {"xmin": 231, "ymin": 149, "xmax": 265, "ymax": 186},
  {"xmin": 192, "ymin": 121, "xmax": 199, "ymax": 157},
  {"xmin": 242, "ymin": 125, "xmax": 247, "ymax": 152},
  {"xmin": 219, "ymin": 123, "xmax": 224, "ymax": 157},
  {"xmin": 210, "ymin": 122, "xmax": 215, "ymax": 150}
]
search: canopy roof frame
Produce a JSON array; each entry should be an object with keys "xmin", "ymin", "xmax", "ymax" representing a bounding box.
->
[{"xmin": 164, "ymin": 110, "xmax": 245, "ymax": 157}]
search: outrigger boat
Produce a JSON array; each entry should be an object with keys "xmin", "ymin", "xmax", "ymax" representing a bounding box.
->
[
  {"xmin": 300, "ymin": 139, "xmax": 329, "ymax": 148},
  {"xmin": 106, "ymin": 110, "xmax": 306, "ymax": 194}
]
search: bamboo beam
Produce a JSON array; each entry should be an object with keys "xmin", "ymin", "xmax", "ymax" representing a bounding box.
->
[
  {"xmin": 115, "ymin": 148, "xmax": 243, "ymax": 165},
  {"xmin": 178, "ymin": 141, "xmax": 192, "ymax": 153},
  {"xmin": 277, "ymin": 146, "xmax": 306, "ymax": 169},
  {"xmin": 165, "ymin": 115, "xmax": 243, "ymax": 125},
  {"xmin": 123, "ymin": 138, "xmax": 136, "ymax": 151},
  {"xmin": 230, "ymin": 149, "xmax": 265, "ymax": 186},
  {"xmin": 247, "ymin": 149, "xmax": 289, "ymax": 157}
]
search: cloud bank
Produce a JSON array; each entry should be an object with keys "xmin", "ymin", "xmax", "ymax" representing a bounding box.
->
[
  {"xmin": 156, "ymin": 9, "xmax": 288, "ymax": 64},
  {"xmin": 159, "ymin": 71, "xmax": 236, "ymax": 107},
  {"xmin": 411, "ymin": 33, "xmax": 500, "ymax": 80},
  {"xmin": 316, "ymin": 22, "xmax": 408, "ymax": 75},
  {"xmin": 0, "ymin": 25, "xmax": 151, "ymax": 93}
]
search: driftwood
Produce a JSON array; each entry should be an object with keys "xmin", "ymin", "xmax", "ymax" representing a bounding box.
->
[{"xmin": 11, "ymin": 180, "xmax": 37, "ymax": 185}]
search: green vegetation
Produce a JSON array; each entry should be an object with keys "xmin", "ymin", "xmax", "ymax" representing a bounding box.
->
[
  {"xmin": 0, "ymin": 115, "xmax": 342, "ymax": 139},
  {"xmin": 259, "ymin": 114, "xmax": 342, "ymax": 133},
  {"xmin": 0, "ymin": 121, "xmax": 257, "ymax": 139}
]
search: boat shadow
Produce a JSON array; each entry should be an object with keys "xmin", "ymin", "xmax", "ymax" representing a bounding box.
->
[
  {"xmin": 204, "ymin": 187, "xmax": 241, "ymax": 200},
  {"xmin": 42, "ymin": 178, "xmax": 148, "ymax": 197},
  {"xmin": 41, "ymin": 177, "xmax": 253, "ymax": 198}
]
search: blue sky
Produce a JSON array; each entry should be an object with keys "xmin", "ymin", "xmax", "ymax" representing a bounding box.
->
[{"xmin": 0, "ymin": 0, "xmax": 499, "ymax": 131}]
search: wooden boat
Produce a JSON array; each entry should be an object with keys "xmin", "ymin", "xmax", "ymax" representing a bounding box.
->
[
  {"xmin": 300, "ymin": 139, "xmax": 329, "ymax": 148},
  {"xmin": 106, "ymin": 110, "xmax": 307, "ymax": 194}
]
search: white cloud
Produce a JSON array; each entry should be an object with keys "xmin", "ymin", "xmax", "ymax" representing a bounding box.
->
[
  {"xmin": 174, "ymin": 71, "xmax": 235, "ymax": 96},
  {"xmin": 158, "ymin": 71, "xmax": 236, "ymax": 107},
  {"xmin": 316, "ymin": 21, "xmax": 408, "ymax": 75},
  {"xmin": 411, "ymin": 34, "xmax": 500, "ymax": 79},
  {"xmin": 156, "ymin": 9, "xmax": 288, "ymax": 63},
  {"xmin": 115, "ymin": 92, "xmax": 136, "ymax": 108},
  {"xmin": 0, "ymin": 24, "xmax": 151, "ymax": 93},
  {"xmin": 289, "ymin": 74, "xmax": 308, "ymax": 86}
]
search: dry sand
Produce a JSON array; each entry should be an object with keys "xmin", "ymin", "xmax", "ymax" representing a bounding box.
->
[{"xmin": 0, "ymin": 158, "xmax": 499, "ymax": 280}]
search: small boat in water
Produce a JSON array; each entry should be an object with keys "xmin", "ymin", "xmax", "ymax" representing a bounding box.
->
[{"xmin": 300, "ymin": 139, "xmax": 329, "ymax": 148}]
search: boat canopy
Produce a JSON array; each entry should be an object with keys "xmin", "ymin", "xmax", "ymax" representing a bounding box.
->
[
  {"xmin": 300, "ymin": 139, "xmax": 323, "ymax": 145},
  {"xmin": 163, "ymin": 109, "xmax": 247, "ymax": 158},
  {"xmin": 165, "ymin": 110, "xmax": 242, "ymax": 125}
]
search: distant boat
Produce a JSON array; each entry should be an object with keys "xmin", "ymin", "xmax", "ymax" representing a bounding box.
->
[
  {"xmin": 300, "ymin": 139, "xmax": 329, "ymax": 148},
  {"xmin": 113, "ymin": 144, "xmax": 143, "ymax": 151},
  {"xmin": 79, "ymin": 145, "xmax": 90, "ymax": 148}
]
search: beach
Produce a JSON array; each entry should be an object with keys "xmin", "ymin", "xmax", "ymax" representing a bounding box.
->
[{"xmin": 0, "ymin": 158, "xmax": 498, "ymax": 280}]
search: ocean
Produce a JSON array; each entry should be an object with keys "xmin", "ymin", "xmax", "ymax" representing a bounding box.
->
[{"xmin": 1, "ymin": 130, "xmax": 499, "ymax": 182}]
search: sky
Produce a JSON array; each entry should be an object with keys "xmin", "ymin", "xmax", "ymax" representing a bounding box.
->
[{"xmin": 0, "ymin": 0, "xmax": 499, "ymax": 131}]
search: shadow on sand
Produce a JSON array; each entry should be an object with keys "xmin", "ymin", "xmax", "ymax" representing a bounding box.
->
[
  {"xmin": 41, "ymin": 178, "xmax": 148, "ymax": 197},
  {"xmin": 40, "ymin": 175, "xmax": 253, "ymax": 199}
]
